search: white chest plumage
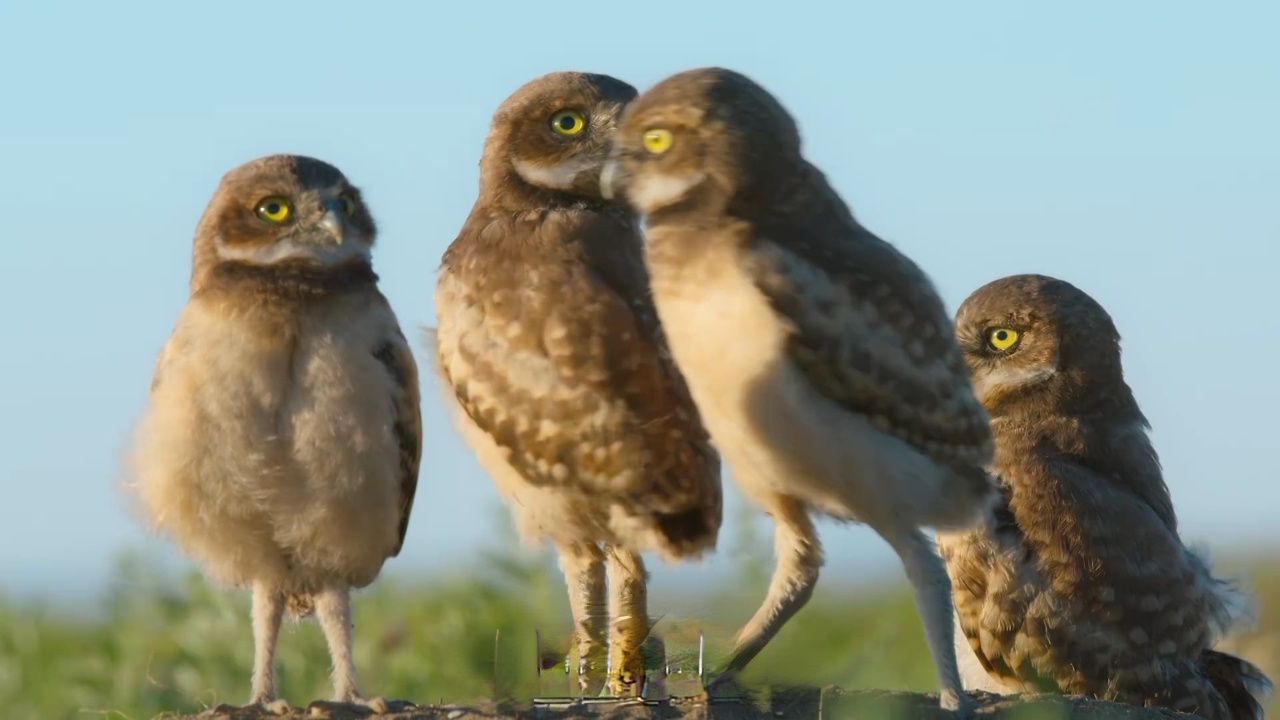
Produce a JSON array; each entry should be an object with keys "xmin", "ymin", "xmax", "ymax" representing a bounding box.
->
[
  {"xmin": 647, "ymin": 241, "xmax": 790, "ymax": 427},
  {"xmin": 131, "ymin": 295, "xmax": 403, "ymax": 589},
  {"xmin": 643, "ymin": 237, "xmax": 820, "ymax": 508},
  {"xmin": 644, "ymin": 232, "xmax": 958, "ymax": 526}
]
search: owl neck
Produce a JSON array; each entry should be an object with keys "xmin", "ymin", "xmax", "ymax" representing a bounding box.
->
[
  {"xmin": 729, "ymin": 159, "xmax": 847, "ymax": 230},
  {"xmin": 992, "ymin": 373, "xmax": 1156, "ymax": 483},
  {"xmin": 478, "ymin": 157, "xmax": 615, "ymax": 214},
  {"xmin": 200, "ymin": 260, "xmax": 378, "ymax": 302},
  {"xmin": 996, "ymin": 392, "xmax": 1147, "ymax": 438}
]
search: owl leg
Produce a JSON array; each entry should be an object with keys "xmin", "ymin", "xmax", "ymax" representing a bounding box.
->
[
  {"xmin": 883, "ymin": 527, "xmax": 970, "ymax": 714},
  {"xmin": 307, "ymin": 586, "xmax": 396, "ymax": 715},
  {"xmin": 719, "ymin": 496, "xmax": 821, "ymax": 680},
  {"xmin": 558, "ymin": 542, "xmax": 607, "ymax": 695},
  {"xmin": 248, "ymin": 582, "xmax": 291, "ymax": 715},
  {"xmin": 605, "ymin": 546, "xmax": 649, "ymax": 698}
]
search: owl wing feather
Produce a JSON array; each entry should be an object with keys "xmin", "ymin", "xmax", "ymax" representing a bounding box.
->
[
  {"xmin": 371, "ymin": 324, "xmax": 422, "ymax": 556},
  {"xmin": 148, "ymin": 332, "xmax": 183, "ymax": 393},
  {"xmin": 742, "ymin": 163, "xmax": 992, "ymax": 470},
  {"xmin": 951, "ymin": 447, "xmax": 1246, "ymax": 712},
  {"xmin": 1010, "ymin": 452, "xmax": 1221, "ymax": 650},
  {"xmin": 436, "ymin": 208, "xmax": 718, "ymax": 521}
]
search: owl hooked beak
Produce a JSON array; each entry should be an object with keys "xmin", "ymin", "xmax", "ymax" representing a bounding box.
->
[
  {"xmin": 599, "ymin": 159, "xmax": 627, "ymax": 201},
  {"xmin": 317, "ymin": 208, "xmax": 344, "ymax": 246}
]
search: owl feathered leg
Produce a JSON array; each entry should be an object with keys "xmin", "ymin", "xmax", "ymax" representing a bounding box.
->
[
  {"xmin": 719, "ymin": 496, "xmax": 821, "ymax": 680},
  {"xmin": 558, "ymin": 542, "xmax": 607, "ymax": 695},
  {"xmin": 310, "ymin": 586, "xmax": 364, "ymax": 704},
  {"xmin": 304, "ymin": 586, "xmax": 397, "ymax": 715},
  {"xmin": 884, "ymin": 527, "xmax": 970, "ymax": 714},
  {"xmin": 605, "ymin": 546, "xmax": 649, "ymax": 697},
  {"xmin": 249, "ymin": 582, "xmax": 290, "ymax": 714}
]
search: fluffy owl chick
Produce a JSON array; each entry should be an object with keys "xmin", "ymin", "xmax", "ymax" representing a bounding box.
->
[
  {"xmin": 940, "ymin": 274, "xmax": 1272, "ymax": 720},
  {"xmin": 602, "ymin": 68, "xmax": 994, "ymax": 711},
  {"xmin": 130, "ymin": 155, "xmax": 422, "ymax": 713},
  {"xmin": 433, "ymin": 72, "xmax": 720, "ymax": 696}
]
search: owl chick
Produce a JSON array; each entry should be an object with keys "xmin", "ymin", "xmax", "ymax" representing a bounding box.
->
[
  {"xmin": 602, "ymin": 68, "xmax": 994, "ymax": 712},
  {"xmin": 130, "ymin": 155, "xmax": 421, "ymax": 713},
  {"xmin": 433, "ymin": 72, "xmax": 721, "ymax": 696},
  {"xmin": 940, "ymin": 274, "xmax": 1272, "ymax": 720}
]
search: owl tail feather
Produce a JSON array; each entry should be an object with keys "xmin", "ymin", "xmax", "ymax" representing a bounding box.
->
[
  {"xmin": 653, "ymin": 507, "xmax": 717, "ymax": 558},
  {"xmin": 1201, "ymin": 649, "xmax": 1273, "ymax": 720},
  {"xmin": 285, "ymin": 592, "xmax": 315, "ymax": 618}
]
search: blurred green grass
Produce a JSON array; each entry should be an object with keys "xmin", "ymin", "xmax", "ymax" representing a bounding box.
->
[{"xmin": 1, "ymin": 545, "xmax": 1275, "ymax": 720}]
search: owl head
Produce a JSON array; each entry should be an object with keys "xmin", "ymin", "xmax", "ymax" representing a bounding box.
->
[
  {"xmin": 191, "ymin": 155, "xmax": 376, "ymax": 290},
  {"xmin": 602, "ymin": 67, "xmax": 802, "ymax": 216},
  {"xmin": 954, "ymin": 274, "xmax": 1137, "ymax": 418},
  {"xmin": 480, "ymin": 72, "xmax": 637, "ymax": 206}
]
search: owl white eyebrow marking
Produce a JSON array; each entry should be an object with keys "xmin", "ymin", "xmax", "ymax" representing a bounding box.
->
[
  {"xmin": 629, "ymin": 171, "xmax": 705, "ymax": 211},
  {"xmin": 512, "ymin": 156, "xmax": 597, "ymax": 190},
  {"xmin": 214, "ymin": 235, "xmax": 371, "ymax": 266}
]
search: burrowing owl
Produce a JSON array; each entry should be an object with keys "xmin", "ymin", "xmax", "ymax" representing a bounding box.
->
[
  {"xmin": 940, "ymin": 274, "xmax": 1272, "ymax": 720},
  {"xmin": 433, "ymin": 72, "xmax": 720, "ymax": 696},
  {"xmin": 602, "ymin": 68, "xmax": 994, "ymax": 712},
  {"xmin": 130, "ymin": 155, "xmax": 421, "ymax": 713}
]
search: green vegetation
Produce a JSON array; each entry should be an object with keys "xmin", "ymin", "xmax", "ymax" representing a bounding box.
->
[{"xmin": 1, "ymin": 548, "xmax": 1275, "ymax": 720}]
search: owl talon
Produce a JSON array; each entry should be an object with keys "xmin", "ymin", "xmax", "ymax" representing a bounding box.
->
[
  {"xmin": 305, "ymin": 696, "xmax": 396, "ymax": 718},
  {"xmin": 606, "ymin": 671, "xmax": 643, "ymax": 698},
  {"xmin": 239, "ymin": 698, "xmax": 291, "ymax": 716},
  {"xmin": 355, "ymin": 696, "xmax": 391, "ymax": 714}
]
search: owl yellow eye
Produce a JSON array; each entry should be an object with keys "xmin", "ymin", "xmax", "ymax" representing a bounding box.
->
[
  {"xmin": 339, "ymin": 194, "xmax": 356, "ymax": 217},
  {"xmin": 550, "ymin": 110, "xmax": 586, "ymax": 136},
  {"xmin": 987, "ymin": 328, "xmax": 1021, "ymax": 352},
  {"xmin": 255, "ymin": 197, "xmax": 291, "ymax": 224},
  {"xmin": 642, "ymin": 128, "xmax": 674, "ymax": 155}
]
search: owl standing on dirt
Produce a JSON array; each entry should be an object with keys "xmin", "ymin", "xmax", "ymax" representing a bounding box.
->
[
  {"xmin": 433, "ymin": 72, "xmax": 721, "ymax": 697},
  {"xmin": 602, "ymin": 67, "xmax": 995, "ymax": 712},
  {"xmin": 130, "ymin": 155, "xmax": 421, "ymax": 714},
  {"xmin": 940, "ymin": 274, "xmax": 1272, "ymax": 720}
]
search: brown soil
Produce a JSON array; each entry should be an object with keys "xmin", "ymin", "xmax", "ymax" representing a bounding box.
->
[{"xmin": 176, "ymin": 689, "xmax": 1188, "ymax": 719}]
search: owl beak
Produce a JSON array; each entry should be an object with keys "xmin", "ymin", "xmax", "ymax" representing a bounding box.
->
[
  {"xmin": 317, "ymin": 209, "xmax": 344, "ymax": 245},
  {"xmin": 600, "ymin": 159, "xmax": 627, "ymax": 200}
]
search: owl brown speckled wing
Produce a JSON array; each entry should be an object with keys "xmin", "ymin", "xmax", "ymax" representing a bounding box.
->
[
  {"xmin": 742, "ymin": 163, "xmax": 992, "ymax": 471},
  {"xmin": 950, "ymin": 449, "xmax": 1255, "ymax": 718},
  {"xmin": 372, "ymin": 323, "xmax": 422, "ymax": 556},
  {"xmin": 436, "ymin": 205, "xmax": 717, "ymax": 522}
]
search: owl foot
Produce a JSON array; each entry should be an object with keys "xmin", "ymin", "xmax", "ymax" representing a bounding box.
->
[
  {"xmin": 572, "ymin": 652, "xmax": 607, "ymax": 697},
  {"xmin": 203, "ymin": 698, "xmax": 292, "ymax": 717},
  {"xmin": 606, "ymin": 670, "xmax": 643, "ymax": 698},
  {"xmin": 305, "ymin": 695, "xmax": 408, "ymax": 718},
  {"xmin": 939, "ymin": 688, "xmax": 974, "ymax": 718}
]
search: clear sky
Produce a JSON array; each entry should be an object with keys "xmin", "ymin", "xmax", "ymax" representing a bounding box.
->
[{"xmin": 1, "ymin": 1, "xmax": 1277, "ymax": 603}]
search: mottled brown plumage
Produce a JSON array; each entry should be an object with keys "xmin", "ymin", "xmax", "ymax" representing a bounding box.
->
[
  {"xmin": 602, "ymin": 68, "xmax": 994, "ymax": 712},
  {"xmin": 940, "ymin": 274, "xmax": 1271, "ymax": 720},
  {"xmin": 131, "ymin": 155, "xmax": 421, "ymax": 713},
  {"xmin": 433, "ymin": 72, "xmax": 720, "ymax": 696}
]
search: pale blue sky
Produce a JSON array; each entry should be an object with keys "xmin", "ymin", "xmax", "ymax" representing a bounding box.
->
[{"xmin": 1, "ymin": 1, "xmax": 1277, "ymax": 602}]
